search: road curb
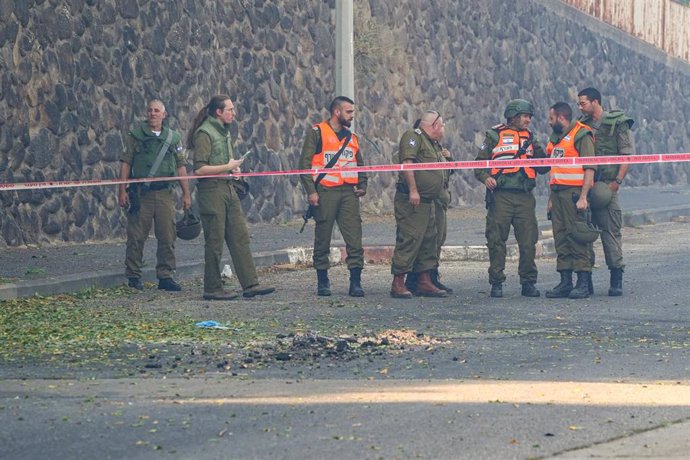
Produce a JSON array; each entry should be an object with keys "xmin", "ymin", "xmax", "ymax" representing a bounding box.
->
[{"xmin": 624, "ymin": 204, "xmax": 690, "ymax": 227}]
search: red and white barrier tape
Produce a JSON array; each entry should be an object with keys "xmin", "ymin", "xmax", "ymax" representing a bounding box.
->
[{"xmin": 2, "ymin": 153, "xmax": 689, "ymax": 191}]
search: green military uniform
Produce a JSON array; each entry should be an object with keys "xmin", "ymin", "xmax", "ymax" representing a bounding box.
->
[
  {"xmin": 580, "ymin": 111, "xmax": 635, "ymax": 270},
  {"xmin": 548, "ymin": 121, "xmax": 596, "ymax": 273},
  {"xmin": 391, "ymin": 128, "xmax": 445, "ymax": 275},
  {"xmin": 193, "ymin": 116, "xmax": 259, "ymax": 294},
  {"xmin": 434, "ymin": 179, "xmax": 451, "ymax": 262},
  {"xmin": 475, "ymin": 126, "xmax": 548, "ymax": 286},
  {"xmin": 299, "ymin": 124, "xmax": 367, "ymax": 271},
  {"xmin": 122, "ymin": 122, "xmax": 185, "ymax": 280}
]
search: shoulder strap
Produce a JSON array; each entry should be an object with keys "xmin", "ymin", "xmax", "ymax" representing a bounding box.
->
[
  {"xmin": 147, "ymin": 128, "xmax": 175, "ymax": 178},
  {"xmin": 517, "ymin": 131, "xmax": 533, "ymax": 157},
  {"xmin": 314, "ymin": 131, "xmax": 352, "ymax": 186}
]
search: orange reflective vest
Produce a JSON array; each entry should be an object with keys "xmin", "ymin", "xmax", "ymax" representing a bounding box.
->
[
  {"xmin": 489, "ymin": 126, "xmax": 536, "ymax": 179},
  {"xmin": 311, "ymin": 121, "xmax": 360, "ymax": 187},
  {"xmin": 546, "ymin": 121, "xmax": 591, "ymax": 187}
]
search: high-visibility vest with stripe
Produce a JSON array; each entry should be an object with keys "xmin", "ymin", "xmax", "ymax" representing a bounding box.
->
[
  {"xmin": 311, "ymin": 121, "xmax": 360, "ymax": 187},
  {"xmin": 489, "ymin": 127, "xmax": 536, "ymax": 179},
  {"xmin": 546, "ymin": 122, "xmax": 591, "ymax": 187}
]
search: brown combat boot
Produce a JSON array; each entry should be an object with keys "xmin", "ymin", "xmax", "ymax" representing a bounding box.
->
[
  {"xmin": 415, "ymin": 271, "xmax": 448, "ymax": 297},
  {"xmin": 390, "ymin": 273, "xmax": 413, "ymax": 299}
]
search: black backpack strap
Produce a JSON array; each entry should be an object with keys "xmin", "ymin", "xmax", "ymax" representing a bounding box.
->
[{"xmin": 314, "ymin": 131, "xmax": 353, "ymax": 187}]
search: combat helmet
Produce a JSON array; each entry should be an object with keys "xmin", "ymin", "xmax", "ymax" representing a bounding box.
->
[
  {"xmin": 176, "ymin": 210, "xmax": 201, "ymax": 240},
  {"xmin": 589, "ymin": 181, "xmax": 613, "ymax": 209},
  {"xmin": 570, "ymin": 218, "xmax": 601, "ymax": 244},
  {"xmin": 504, "ymin": 99, "xmax": 534, "ymax": 120}
]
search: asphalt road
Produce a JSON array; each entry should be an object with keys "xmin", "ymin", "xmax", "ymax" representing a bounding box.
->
[{"xmin": 1, "ymin": 221, "xmax": 689, "ymax": 459}]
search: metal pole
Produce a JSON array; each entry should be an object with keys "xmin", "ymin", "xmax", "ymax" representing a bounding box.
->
[{"xmin": 335, "ymin": 0, "xmax": 354, "ymax": 100}]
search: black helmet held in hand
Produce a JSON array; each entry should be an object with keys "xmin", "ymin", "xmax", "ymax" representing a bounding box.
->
[{"xmin": 176, "ymin": 210, "xmax": 201, "ymax": 240}]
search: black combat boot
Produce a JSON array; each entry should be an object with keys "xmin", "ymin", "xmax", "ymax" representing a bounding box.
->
[
  {"xmin": 128, "ymin": 277, "xmax": 144, "ymax": 291},
  {"xmin": 608, "ymin": 268, "xmax": 623, "ymax": 297},
  {"xmin": 490, "ymin": 282, "xmax": 503, "ymax": 298},
  {"xmin": 316, "ymin": 269, "xmax": 331, "ymax": 296},
  {"xmin": 405, "ymin": 272, "xmax": 419, "ymax": 293},
  {"xmin": 521, "ymin": 282, "xmax": 540, "ymax": 297},
  {"xmin": 348, "ymin": 267, "xmax": 365, "ymax": 297},
  {"xmin": 545, "ymin": 270, "xmax": 573, "ymax": 298},
  {"xmin": 568, "ymin": 271, "xmax": 591, "ymax": 299},
  {"xmin": 430, "ymin": 268, "xmax": 453, "ymax": 294},
  {"xmin": 158, "ymin": 278, "xmax": 182, "ymax": 292}
]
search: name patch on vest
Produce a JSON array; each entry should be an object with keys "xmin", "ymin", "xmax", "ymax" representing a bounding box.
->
[
  {"xmin": 324, "ymin": 148, "xmax": 354, "ymax": 163},
  {"xmin": 494, "ymin": 145, "xmax": 516, "ymax": 153}
]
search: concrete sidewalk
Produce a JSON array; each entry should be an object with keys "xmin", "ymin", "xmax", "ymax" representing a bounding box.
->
[
  {"xmin": 549, "ymin": 418, "xmax": 690, "ymax": 459},
  {"xmin": 1, "ymin": 184, "xmax": 690, "ymax": 299}
]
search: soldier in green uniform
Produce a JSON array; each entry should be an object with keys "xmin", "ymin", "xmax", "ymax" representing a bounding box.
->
[
  {"xmin": 118, "ymin": 99, "xmax": 191, "ymax": 291},
  {"xmin": 188, "ymin": 95, "xmax": 275, "ymax": 300},
  {"xmin": 390, "ymin": 110, "xmax": 449, "ymax": 299},
  {"xmin": 299, "ymin": 96, "xmax": 367, "ymax": 297},
  {"xmin": 405, "ymin": 118, "xmax": 454, "ymax": 294},
  {"xmin": 578, "ymin": 87, "xmax": 634, "ymax": 296},
  {"xmin": 544, "ymin": 102, "xmax": 597, "ymax": 300},
  {"xmin": 474, "ymin": 99, "xmax": 549, "ymax": 298}
]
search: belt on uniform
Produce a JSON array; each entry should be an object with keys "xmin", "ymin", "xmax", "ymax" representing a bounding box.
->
[
  {"xmin": 550, "ymin": 184, "xmax": 581, "ymax": 192},
  {"xmin": 397, "ymin": 192, "xmax": 433, "ymax": 204},
  {"xmin": 396, "ymin": 183, "xmax": 434, "ymax": 203},
  {"xmin": 494, "ymin": 188, "xmax": 529, "ymax": 194},
  {"xmin": 316, "ymin": 184, "xmax": 355, "ymax": 191},
  {"xmin": 148, "ymin": 182, "xmax": 171, "ymax": 191},
  {"xmin": 199, "ymin": 177, "xmax": 233, "ymax": 183}
]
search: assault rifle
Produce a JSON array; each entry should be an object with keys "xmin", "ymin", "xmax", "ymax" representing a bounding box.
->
[{"xmin": 300, "ymin": 206, "xmax": 314, "ymax": 233}]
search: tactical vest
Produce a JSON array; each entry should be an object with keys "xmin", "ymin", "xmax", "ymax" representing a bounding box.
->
[
  {"xmin": 584, "ymin": 110, "xmax": 634, "ymax": 181},
  {"xmin": 488, "ymin": 125, "xmax": 536, "ymax": 191},
  {"xmin": 546, "ymin": 122, "xmax": 592, "ymax": 187},
  {"xmin": 196, "ymin": 117, "xmax": 233, "ymax": 167},
  {"xmin": 128, "ymin": 123, "xmax": 180, "ymax": 179},
  {"xmin": 311, "ymin": 121, "xmax": 360, "ymax": 187}
]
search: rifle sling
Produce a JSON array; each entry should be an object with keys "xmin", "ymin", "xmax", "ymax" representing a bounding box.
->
[{"xmin": 314, "ymin": 131, "xmax": 353, "ymax": 187}]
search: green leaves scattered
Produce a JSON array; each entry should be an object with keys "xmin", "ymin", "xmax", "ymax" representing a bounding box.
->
[{"xmin": 0, "ymin": 288, "xmax": 269, "ymax": 362}]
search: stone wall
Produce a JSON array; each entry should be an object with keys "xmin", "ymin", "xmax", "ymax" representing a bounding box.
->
[{"xmin": 1, "ymin": 0, "xmax": 689, "ymax": 247}]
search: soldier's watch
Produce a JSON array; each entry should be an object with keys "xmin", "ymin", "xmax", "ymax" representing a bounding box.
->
[{"xmin": 614, "ymin": 177, "xmax": 623, "ymax": 184}]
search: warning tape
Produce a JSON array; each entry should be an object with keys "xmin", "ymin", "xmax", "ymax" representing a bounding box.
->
[{"xmin": 1, "ymin": 153, "xmax": 689, "ymax": 192}]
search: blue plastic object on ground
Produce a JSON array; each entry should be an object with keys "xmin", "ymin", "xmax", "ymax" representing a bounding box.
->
[{"xmin": 195, "ymin": 320, "xmax": 229, "ymax": 330}]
